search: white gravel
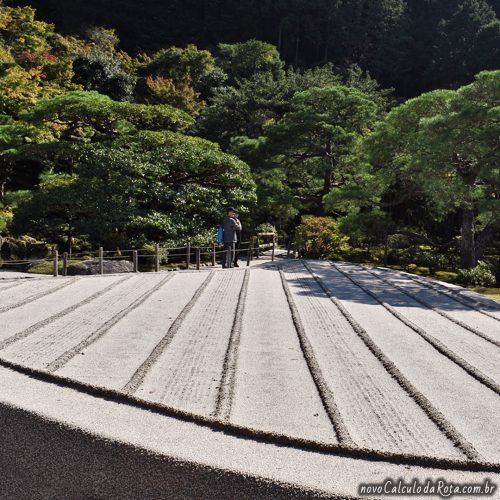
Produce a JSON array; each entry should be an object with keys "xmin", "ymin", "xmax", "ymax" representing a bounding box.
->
[
  {"xmin": 324, "ymin": 261, "xmax": 500, "ymax": 463},
  {"xmin": 230, "ymin": 266, "xmax": 338, "ymax": 443},
  {"xmin": 284, "ymin": 262, "xmax": 463, "ymax": 459},
  {"xmin": 57, "ymin": 272, "xmax": 209, "ymax": 388},
  {"xmin": 134, "ymin": 270, "xmax": 246, "ymax": 414},
  {"xmin": 0, "ymin": 259, "xmax": 499, "ymax": 498}
]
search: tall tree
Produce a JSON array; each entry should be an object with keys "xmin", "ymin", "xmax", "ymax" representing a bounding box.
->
[
  {"xmin": 13, "ymin": 90, "xmax": 255, "ymax": 248},
  {"xmin": 332, "ymin": 71, "xmax": 500, "ymax": 267},
  {"xmin": 256, "ymin": 85, "xmax": 380, "ymax": 224}
]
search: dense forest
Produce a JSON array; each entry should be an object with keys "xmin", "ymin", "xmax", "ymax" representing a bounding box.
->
[
  {"xmin": 8, "ymin": 0, "xmax": 500, "ymax": 96},
  {"xmin": 0, "ymin": 2, "xmax": 499, "ymax": 285}
]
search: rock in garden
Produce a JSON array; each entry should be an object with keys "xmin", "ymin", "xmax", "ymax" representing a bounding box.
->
[{"xmin": 67, "ymin": 259, "xmax": 134, "ymax": 275}]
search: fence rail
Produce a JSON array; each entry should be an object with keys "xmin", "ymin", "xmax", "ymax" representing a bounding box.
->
[{"xmin": 0, "ymin": 236, "xmax": 279, "ymax": 277}]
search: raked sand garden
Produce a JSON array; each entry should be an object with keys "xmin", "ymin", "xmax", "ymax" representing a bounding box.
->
[{"xmin": 0, "ymin": 257, "xmax": 499, "ymax": 498}]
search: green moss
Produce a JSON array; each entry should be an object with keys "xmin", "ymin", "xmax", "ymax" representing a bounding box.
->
[
  {"xmin": 28, "ymin": 259, "xmax": 84, "ymax": 275},
  {"xmin": 160, "ymin": 262, "xmax": 181, "ymax": 271},
  {"xmin": 435, "ymin": 271, "xmax": 458, "ymax": 283},
  {"xmin": 470, "ymin": 287, "xmax": 500, "ymax": 301}
]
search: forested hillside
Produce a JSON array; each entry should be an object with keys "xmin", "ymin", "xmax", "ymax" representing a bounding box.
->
[
  {"xmin": 0, "ymin": 2, "xmax": 499, "ymax": 286},
  {"xmin": 8, "ymin": 0, "xmax": 500, "ymax": 96}
]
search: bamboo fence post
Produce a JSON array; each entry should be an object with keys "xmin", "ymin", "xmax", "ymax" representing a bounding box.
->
[
  {"xmin": 62, "ymin": 252, "xmax": 68, "ymax": 276},
  {"xmin": 99, "ymin": 247, "xmax": 104, "ymax": 275},
  {"xmin": 186, "ymin": 243, "xmax": 191, "ymax": 270},
  {"xmin": 133, "ymin": 250, "xmax": 138, "ymax": 272},
  {"xmin": 155, "ymin": 243, "xmax": 160, "ymax": 272},
  {"xmin": 53, "ymin": 247, "xmax": 59, "ymax": 277},
  {"xmin": 196, "ymin": 247, "xmax": 201, "ymax": 270},
  {"xmin": 212, "ymin": 243, "xmax": 216, "ymax": 266}
]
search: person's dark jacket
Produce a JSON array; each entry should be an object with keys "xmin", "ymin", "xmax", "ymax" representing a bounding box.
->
[{"xmin": 223, "ymin": 215, "xmax": 242, "ymax": 243}]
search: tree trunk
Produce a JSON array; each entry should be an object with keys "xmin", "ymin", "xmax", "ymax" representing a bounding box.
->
[
  {"xmin": 67, "ymin": 221, "xmax": 73, "ymax": 260},
  {"xmin": 323, "ymin": 14, "xmax": 332, "ymax": 63},
  {"xmin": 460, "ymin": 207, "xmax": 476, "ymax": 268},
  {"xmin": 456, "ymin": 155, "xmax": 479, "ymax": 269},
  {"xmin": 278, "ymin": 18, "xmax": 284, "ymax": 53},
  {"xmin": 475, "ymin": 224, "xmax": 497, "ymax": 262},
  {"xmin": 323, "ymin": 164, "xmax": 333, "ymax": 197},
  {"xmin": 323, "ymin": 143, "xmax": 334, "ymax": 197}
]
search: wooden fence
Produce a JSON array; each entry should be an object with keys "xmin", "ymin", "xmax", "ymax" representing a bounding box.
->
[{"xmin": 0, "ymin": 235, "xmax": 279, "ymax": 277}]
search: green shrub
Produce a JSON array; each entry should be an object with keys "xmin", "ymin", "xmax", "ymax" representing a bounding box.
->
[
  {"xmin": 138, "ymin": 245, "xmax": 157, "ymax": 272},
  {"xmin": 256, "ymin": 223, "xmax": 277, "ymax": 235},
  {"xmin": 342, "ymin": 247, "xmax": 371, "ymax": 263},
  {"xmin": 435, "ymin": 271, "xmax": 458, "ymax": 283},
  {"xmin": 0, "ymin": 210, "xmax": 11, "ymax": 234},
  {"xmin": 28, "ymin": 259, "xmax": 85, "ymax": 275},
  {"xmin": 295, "ymin": 216, "xmax": 350, "ymax": 259},
  {"xmin": 1, "ymin": 191, "xmax": 34, "ymax": 234},
  {"xmin": 0, "ymin": 235, "xmax": 50, "ymax": 260},
  {"xmin": 457, "ymin": 261, "xmax": 496, "ymax": 287},
  {"xmin": 3, "ymin": 190, "xmax": 33, "ymax": 207},
  {"xmin": 414, "ymin": 250, "xmax": 447, "ymax": 275}
]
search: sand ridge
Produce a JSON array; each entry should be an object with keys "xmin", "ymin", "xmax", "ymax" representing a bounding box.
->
[{"xmin": 0, "ymin": 258, "xmax": 499, "ymax": 498}]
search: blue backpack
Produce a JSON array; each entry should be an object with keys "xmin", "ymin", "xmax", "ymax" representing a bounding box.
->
[{"xmin": 217, "ymin": 225, "xmax": 224, "ymax": 244}]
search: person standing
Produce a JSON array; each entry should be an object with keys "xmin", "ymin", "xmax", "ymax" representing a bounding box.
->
[
  {"xmin": 222, "ymin": 207, "xmax": 242, "ymax": 268},
  {"xmin": 233, "ymin": 210, "xmax": 242, "ymax": 267}
]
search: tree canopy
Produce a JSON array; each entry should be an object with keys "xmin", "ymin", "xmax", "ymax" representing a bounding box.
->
[
  {"xmin": 327, "ymin": 70, "xmax": 500, "ymax": 268},
  {"xmin": 11, "ymin": 0, "xmax": 500, "ymax": 97},
  {"xmin": 1, "ymin": 3, "xmax": 499, "ymax": 275},
  {"xmin": 12, "ymin": 91, "xmax": 255, "ymax": 250}
]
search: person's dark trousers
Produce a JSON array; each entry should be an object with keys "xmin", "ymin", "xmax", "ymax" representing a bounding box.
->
[
  {"xmin": 233, "ymin": 241, "xmax": 240, "ymax": 267},
  {"xmin": 223, "ymin": 242, "xmax": 235, "ymax": 268}
]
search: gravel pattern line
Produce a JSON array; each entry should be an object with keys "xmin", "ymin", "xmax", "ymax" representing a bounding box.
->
[
  {"xmin": 2, "ymin": 262, "xmax": 500, "ymax": 481},
  {"xmin": 325, "ymin": 261, "xmax": 500, "ymax": 462},
  {"xmin": 46, "ymin": 273, "xmax": 175, "ymax": 373},
  {"xmin": 123, "ymin": 271, "xmax": 215, "ymax": 394},
  {"xmin": 230, "ymin": 267, "xmax": 337, "ymax": 444},
  {"xmin": 351, "ymin": 265, "xmax": 500, "ymax": 383},
  {"xmin": 279, "ymin": 267, "xmax": 354, "ymax": 447},
  {"xmin": 391, "ymin": 268, "xmax": 500, "ymax": 321},
  {"xmin": 214, "ymin": 269, "xmax": 250, "ymax": 421},
  {"xmin": 0, "ymin": 280, "xmax": 26, "ymax": 292},
  {"xmin": 367, "ymin": 269, "xmax": 500, "ymax": 347},
  {"xmin": 331, "ymin": 263, "xmax": 500, "ymax": 397},
  {"xmin": 2, "ymin": 355, "xmax": 498, "ymax": 475},
  {"xmin": 56, "ymin": 272, "xmax": 208, "ymax": 389},
  {"xmin": 0, "ymin": 399, "xmax": 349, "ymax": 500},
  {"xmin": 0, "ymin": 278, "xmax": 78, "ymax": 314},
  {"xmin": 1, "ymin": 275, "xmax": 162, "ymax": 369},
  {"xmin": 0, "ymin": 275, "xmax": 132, "ymax": 351},
  {"xmin": 287, "ymin": 261, "xmax": 465, "ymax": 459},
  {"xmin": 364, "ymin": 265, "xmax": 500, "ymax": 346},
  {"xmin": 304, "ymin": 262, "xmax": 480, "ymax": 461},
  {"xmin": 134, "ymin": 270, "xmax": 245, "ymax": 414}
]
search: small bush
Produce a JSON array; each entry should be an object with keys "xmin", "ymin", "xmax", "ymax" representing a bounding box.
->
[
  {"xmin": 28, "ymin": 259, "xmax": 85, "ymax": 275},
  {"xmin": 0, "ymin": 210, "xmax": 11, "ymax": 234},
  {"xmin": 295, "ymin": 216, "xmax": 350, "ymax": 259},
  {"xmin": 256, "ymin": 223, "xmax": 277, "ymax": 235},
  {"xmin": 414, "ymin": 250, "xmax": 447, "ymax": 275},
  {"xmin": 138, "ymin": 245, "xmax": 157, "ymax": 272},
  {"xmin": 342, "ymin": 247, "xmax": 371, "ymax": 263},
  {"xmin": 457, "ymin": 261, "xmax": 496, "ymax": 287},
  {"xmin": 0, "ymin": 236, "xmax": 50, "ymax": 260},
  {"xmin": 435, "ymin": 271, "xmax": 458, "ymax": 283}
]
